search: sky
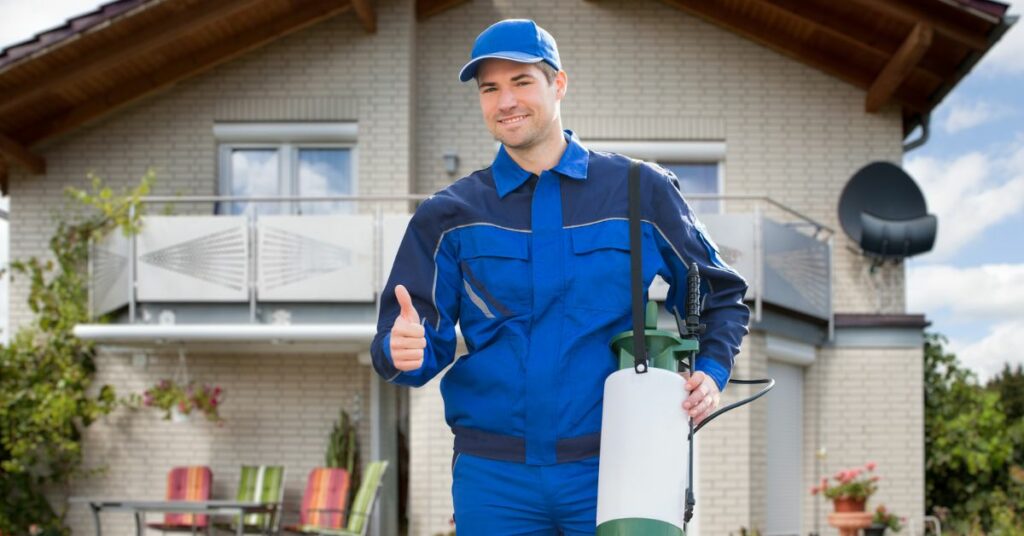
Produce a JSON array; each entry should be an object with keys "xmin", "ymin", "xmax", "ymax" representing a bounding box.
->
[{"xmin": 0, "ymin": 0, "xmax": 1022, "ymax": 380}]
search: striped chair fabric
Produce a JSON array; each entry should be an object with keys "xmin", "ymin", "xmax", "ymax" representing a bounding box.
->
[
  {"xmin": 344, "ymin": 461, "xmax": 387, "ymax": 535},
  {"xmin": 148, "ymin": 466, "xmax": 212, "ymax": 529},
  {"xmin": 308, "ymin": 460, "xmax": 388, "ymax": 536},
  {"xmin": 235, "ymin": 465, "xmax": 286, "ymax": 530},
  {"xmin": 283, "ymin": 468, "xmax": 350, "ymax": 533}
]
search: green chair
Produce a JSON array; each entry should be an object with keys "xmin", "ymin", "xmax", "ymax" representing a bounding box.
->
[
  {"xmin": 304, "ymin": 460, "xmax": 388, "ymax": 536},
  {"xmin": 215, "ymin": 465, "xmax": 286, "ymax": 535}
]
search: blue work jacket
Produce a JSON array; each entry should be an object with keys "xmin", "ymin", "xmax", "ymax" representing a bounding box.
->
[{"xmin": 371, "ymin": 130, "xmax": 749, "ymax": 465}]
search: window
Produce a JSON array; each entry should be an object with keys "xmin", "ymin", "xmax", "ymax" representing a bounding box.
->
[
  {"xmin": 583, "ymin": 140, "xmax": 725, "ymax": 214},
  {"xmin": 214, "ymin": 122, "xmax": 357, "ymax": 215},
  {"xmin": 656, "ymin": 162, "xmax": 721, "ymax": 214}
]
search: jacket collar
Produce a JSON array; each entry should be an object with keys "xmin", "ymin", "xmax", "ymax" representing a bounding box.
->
[{"xmin": 492, "ymin": 129, "xmax": 589, "ymax": 198}]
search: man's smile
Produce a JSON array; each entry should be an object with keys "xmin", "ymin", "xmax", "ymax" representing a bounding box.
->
[{"xmin": 498, "ymin": 114, "xmax": 529, "ymax": 125}]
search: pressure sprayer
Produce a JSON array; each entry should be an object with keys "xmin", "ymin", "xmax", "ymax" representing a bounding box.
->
[{"xmin": 595, "ymin": 160, "xmax": 775, "ymax": 535}]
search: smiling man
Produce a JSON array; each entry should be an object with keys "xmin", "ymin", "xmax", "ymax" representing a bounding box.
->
[{"xmin": 371, "ymin": 19, "xmax": 750, "ymax": 535}]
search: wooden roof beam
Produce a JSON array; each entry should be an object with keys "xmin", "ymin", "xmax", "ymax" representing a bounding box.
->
[
  {"xmin": 845, "ymin": 0, "xmax": 989, "ymax": 50},
  {"xmin": 866, "ymin": 22, "xmax": 933, "ymax": 113},
  {"xmin": 757, "ymin": 0, "xmax": 953, "ymax": 80},
  {"xmin": 0, "ymin": 133, "xmax": 44, "ymax": 175},
  {"xmin": 352, "ymin": 0, "xmax": 376, "ymax": 33},
  {"xmin": 0, "ymin": 0, "xmax": 268, "ymax": 118},
  {"xmin": 658, "ymin": 0, "xmax": 931, "ymax": 113},
  {"xmin": 416, "ymin": 0, "xmax": 469, "ymax": 21},
  {"xmin": 0, "ymin": 157, "xmax": 8, "ymax": 197},
  {"xmin": 18, "ymin": 0, "xmax": 353, "ymax": 146}
]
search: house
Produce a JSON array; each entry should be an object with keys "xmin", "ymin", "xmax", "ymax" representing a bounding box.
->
[{"xmin": 0, "ymin": 0, "xmax": 1014, "ymax": 534}]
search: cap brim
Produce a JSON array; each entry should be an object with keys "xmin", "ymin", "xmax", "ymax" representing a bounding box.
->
[{"xmin": 459, "ymin": 52, "xmax": 546, "ymax": 82}]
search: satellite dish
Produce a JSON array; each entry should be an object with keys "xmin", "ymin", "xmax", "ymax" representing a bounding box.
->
[{"xmin": 838, "ymin": 162, "xmax": 937, "ymax": 259}]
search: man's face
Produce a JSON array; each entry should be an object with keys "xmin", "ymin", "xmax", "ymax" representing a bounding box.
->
[{"xmin": 476, "ymin": 59, "xmax": 566, "ymax": 151}]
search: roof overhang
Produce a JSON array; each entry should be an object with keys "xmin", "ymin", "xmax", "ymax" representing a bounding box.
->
[
  {"xmin": 654, "ymin": 0, "xmax": 1015, "ymax": 139},
  {"xmin": 0, "ymin": 0, "xmax": 468, "ymax": 184}
]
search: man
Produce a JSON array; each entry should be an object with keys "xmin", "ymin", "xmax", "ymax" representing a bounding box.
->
[{"xmin": 370, "ymin": 19, "xmax": 749, "ymax": 535}]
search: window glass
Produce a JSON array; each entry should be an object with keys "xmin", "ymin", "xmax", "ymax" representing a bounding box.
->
[
  {"xmin": 297, "ymin": 148, "xmax": 353, "ymax": 214},
  {"xmin": 658, "ymin": 162, "xmax": 720, "ymax": 214}
]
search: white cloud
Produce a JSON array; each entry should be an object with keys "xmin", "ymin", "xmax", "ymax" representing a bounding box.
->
[
  {"xmin": 907, "ymin": 263, "xmax": 1024, "ymax": 319},
  {"xmin": 905, "ymin": 141, "xmax": 1024, "ymax": 260},
  {"xmin": 941, "ymin": 99, "xmax": 1003, "ymax": 133},
  {"xmin": 908, "ymin": 263, "xmax": 1024, "ymax": 383},
  {"xmin": 976, "ymin": 0, "xmax": 1024, "ymax": 76},
  {"xmin": 953, "ymin": 320, "xmax": 1024, "ymax": 383}
]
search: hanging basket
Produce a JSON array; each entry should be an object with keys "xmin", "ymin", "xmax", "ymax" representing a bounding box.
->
[{"xmin": 170, "ymin": 405, "xmax": 192, "ymax": 424}]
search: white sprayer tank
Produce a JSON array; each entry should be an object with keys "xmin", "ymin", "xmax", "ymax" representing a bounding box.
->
[{"xmin": 596, "ymin": 367, "xmax": 690, "ymax": 535}]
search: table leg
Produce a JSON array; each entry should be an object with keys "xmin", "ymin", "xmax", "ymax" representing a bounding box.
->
[
  {"xmin": 236, "ymin": 514, "xmax": 243, "ymax": 536},
  {"xmin": 89, "ymin": 504, "xmax": 103, "ymax": 536},
  {"xmin": 134, "ymin": 511, "xmax": 143, "ymax": 536}
]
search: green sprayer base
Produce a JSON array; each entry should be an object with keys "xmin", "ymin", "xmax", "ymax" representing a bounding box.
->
[{"xmin": 596, "ymin": 518, "xmax": 684, "ymax": 536}]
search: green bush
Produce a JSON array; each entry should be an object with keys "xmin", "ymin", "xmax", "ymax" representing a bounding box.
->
[
  {"xmin": 925, "ymin": 333, "xmax": 1024, "ymax": 534},
  {"xmin": 0, "ymin": 171, "xmax": 153, "ymax": 534}
]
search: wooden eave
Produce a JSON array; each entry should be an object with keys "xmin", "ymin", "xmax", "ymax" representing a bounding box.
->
[
  {"xmin": 0, "ymin": 0, "xmax": 1011, "ymax": 176},
  {"xmin": 0, "ymin": 0, "xmax": 471, "ymax": 174},
  {"xmin": 656, "ymin": 0, "xmax": 1014, "ymax": 138}
]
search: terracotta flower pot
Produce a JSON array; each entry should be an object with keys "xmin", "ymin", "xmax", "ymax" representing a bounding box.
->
[{"xmin": 833, "ymin": 497, "xmax": 866, "ymax": 512}]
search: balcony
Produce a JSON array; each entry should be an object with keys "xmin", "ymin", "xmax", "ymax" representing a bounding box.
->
[{"xmin": 76, "ymin": 194, "xmax": 833, "ymax": 348}]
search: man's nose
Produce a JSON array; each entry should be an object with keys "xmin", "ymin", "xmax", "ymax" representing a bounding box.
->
[{"xmin": 497, "ymin": 88, "xmax": 518, "ymax": 112}]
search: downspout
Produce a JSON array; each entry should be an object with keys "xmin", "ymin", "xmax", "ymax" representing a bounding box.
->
[
  {"xmin": 902, "ymin": 15, "xmax": 1018, "ymax": 154},
  {"xmin": 902, "ymin": 113, "xmax": 930, "ymax": 153}
]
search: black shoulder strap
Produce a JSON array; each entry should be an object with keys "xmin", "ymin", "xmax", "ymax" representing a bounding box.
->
[{"xmin": 628, "ymin": 159, "xmax": 647, "ymax": 374}]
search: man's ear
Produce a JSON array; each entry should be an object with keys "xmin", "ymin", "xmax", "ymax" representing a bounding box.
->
[{"xmin": 555, "ymin": 70, "xmax": 568, "ymax": 100}]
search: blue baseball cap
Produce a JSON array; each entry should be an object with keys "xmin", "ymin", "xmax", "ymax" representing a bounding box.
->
[{"xmin": 459, "ymin": 19, "xmax": 561, "ymax": 83}]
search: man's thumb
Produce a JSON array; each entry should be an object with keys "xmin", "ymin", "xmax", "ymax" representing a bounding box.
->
[{"xmin": 395, "ymin": 285, "xmax": 419, "ymax": 323}]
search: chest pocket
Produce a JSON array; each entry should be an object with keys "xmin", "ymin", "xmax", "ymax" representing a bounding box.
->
[
  {"xmin": 459, "ymin": 229, "xmax": 532, "ymax": 318},
  {"xmin": 568, "ymin": 222, "xmax": 657, "ymax": 313}
]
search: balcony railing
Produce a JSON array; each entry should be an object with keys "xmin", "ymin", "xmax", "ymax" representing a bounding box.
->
[{"xmin": 88, "ymin": 194, "xmax": 832, "ymax": 327}]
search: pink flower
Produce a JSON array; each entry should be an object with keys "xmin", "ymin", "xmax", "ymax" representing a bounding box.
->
[
  {"xmin": 811, "ymin": 486, "xmax": 820, "ymax": 495},
  {"xmin": 866, "ymin": 461, "xmax": 877, "ymax": 471},
  {"xmin": 871, "ymin": 476, "xmax": 880, "ymax": 482}
]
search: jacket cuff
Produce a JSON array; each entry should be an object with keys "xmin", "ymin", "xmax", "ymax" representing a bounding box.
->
[
  {"xmin": 378, "ymin": 332, "xmax": 403, "ymax": 382},
  {"xmin": 695, "ymin": 357, "xmax": 729, "ymax": 392}
]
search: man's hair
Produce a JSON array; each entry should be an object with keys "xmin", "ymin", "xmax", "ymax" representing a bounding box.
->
[
  {"xmin": 535, "ymin": 61, "xmax": 558, "ymax": 85},
  {"xmin": 476, "ymin": 61, "xmax": 560, "ymax": 85}
]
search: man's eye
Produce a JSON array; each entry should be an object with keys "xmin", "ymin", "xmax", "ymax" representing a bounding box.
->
[
  {"xmin": 481, "ymin": 87, "xmax": 495, "ymax": 93},
  {"xmin": 517, "ymin": 81, "xmax": 531, "ymax": 86}
]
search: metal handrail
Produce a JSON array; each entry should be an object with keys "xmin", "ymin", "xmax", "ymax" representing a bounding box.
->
[
  {"xmin": 137, "ymin": 193, "xmax": 834, "ymax": 237},
  {"xmin": 104, "ymin": 194, "xmax": 834, "ymax": 328}
]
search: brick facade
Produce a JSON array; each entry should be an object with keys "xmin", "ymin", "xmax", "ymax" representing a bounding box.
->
[{"xmin": 5, "ymin": 1, "xmax": 923, "ymax": 534}]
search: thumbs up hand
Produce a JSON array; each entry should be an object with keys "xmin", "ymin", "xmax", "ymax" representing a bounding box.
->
[{"xmin": 389, "ymin": 284, "xmax": 426, "ymax": 371}]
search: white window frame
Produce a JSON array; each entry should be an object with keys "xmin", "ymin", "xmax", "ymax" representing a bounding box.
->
[
  {"xmin": 214, "ymin": 122, "xmax": 359, "ymax": 215},
  {"xmin": 583, "ymin": 140, "xmax": 726, "ymax": 214}
]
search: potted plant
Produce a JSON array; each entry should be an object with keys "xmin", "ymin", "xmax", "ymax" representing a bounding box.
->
[
  {"xmin": 810, "ymin": 461, "xmax": 880, "ymax": 512},
  {"xmin": 865, "ymin": 504, "xmax": 904, "ymax": 535},
  {"xmin": 143, "ymin": 379, "xmax": 223, "ymax": 424}
]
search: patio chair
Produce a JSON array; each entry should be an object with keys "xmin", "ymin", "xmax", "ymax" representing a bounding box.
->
[
  {"xmin": 146, "ymin": 466, "xmax": 213, "ymax": 535},
  {"xmin": 281, "ymin": 468, "xmax": 351, "ymax": 533},
  {"xmin": 214, "ymin": 465, "xmax": 286, "ymax": 535},
  {"xmin": 298, "ymin": 460, "xmax": 388, "ymax": 536}
]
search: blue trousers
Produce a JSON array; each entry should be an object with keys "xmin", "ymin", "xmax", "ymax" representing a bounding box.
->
[{"xmin": 452, "ymin": 453, "xmax": 600, "ymax": 535}]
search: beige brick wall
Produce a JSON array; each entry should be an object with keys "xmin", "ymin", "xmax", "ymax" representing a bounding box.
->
[
  {"xmin": 414, "ymin": 0, "xmax": 906, "ymax": 316},
  {"xmin": 7, "ymin": 0, "xmax": 415, "ymax": 534},
  {"xmin": 9, "ymin": 0, "xmax": 416, "ymax": 331},
  {"xmin": 803, "ymin": 346, "xmax": 925, "ymax": 535},
  {"xmin": 5, "ymin": 0, "xmax": 925, "ymax": 534},
  {"xmin": 60, "ymin": 352, "xmax": 371, "ymax": 535}
]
